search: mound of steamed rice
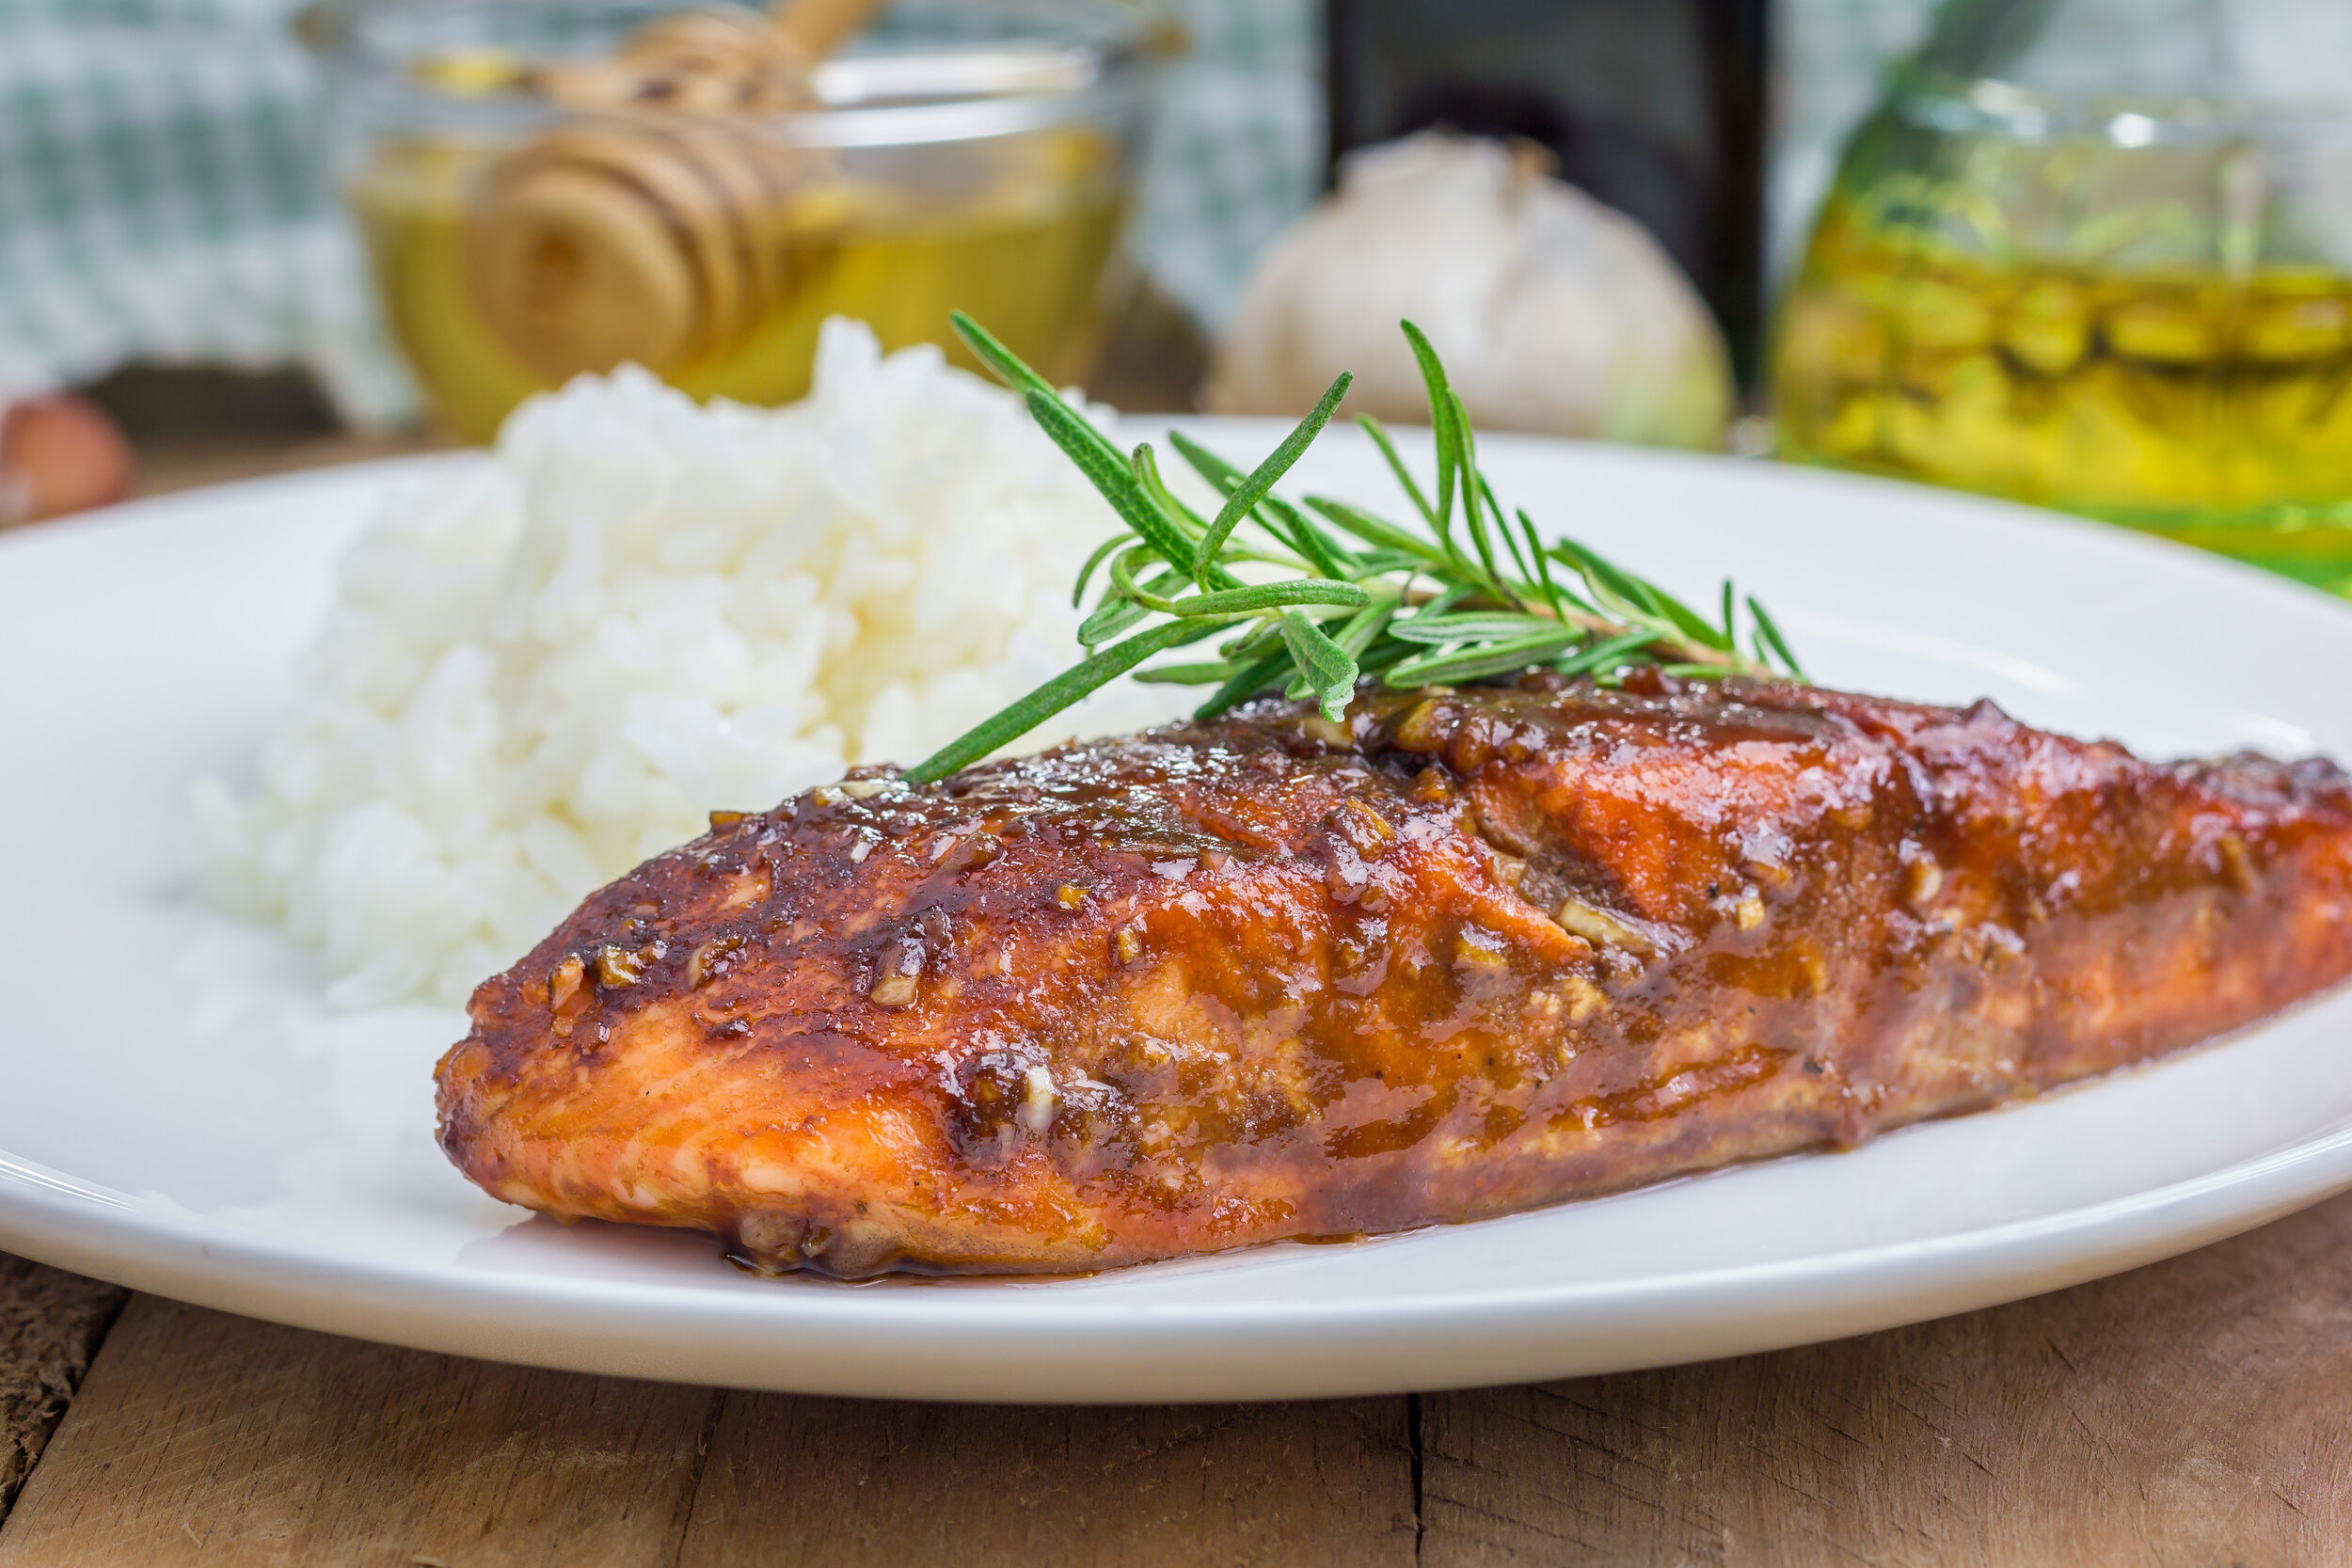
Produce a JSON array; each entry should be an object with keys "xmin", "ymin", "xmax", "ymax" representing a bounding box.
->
[{"xmin": 194, "ymin": 319, "xmax": 1177, "ymax": 1009}]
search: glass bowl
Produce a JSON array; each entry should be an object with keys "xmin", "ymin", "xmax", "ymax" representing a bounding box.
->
[
  {"xmin": 1772, "ymin": 0, "xmax": 2352, "ymax": 591},
  {"xmin": 301, "ymin": 0, "xmax": 1165, "ymax": 441}
]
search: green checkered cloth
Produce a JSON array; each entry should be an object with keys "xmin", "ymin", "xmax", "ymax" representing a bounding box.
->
[
  {"xmin": 1132, "ymin": 0, "xmax": 1323, "ymax": 332},
  {"xmin": 0, "ymin": 0, "xmax": 414, "ymax": 420},
  {"xmin": 0, "ymin": 0, "xmax": 1324, "ymax": 422}
]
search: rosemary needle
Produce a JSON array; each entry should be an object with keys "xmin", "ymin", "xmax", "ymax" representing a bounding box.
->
[{"xmin": 902, "ymin": 313, "xmax": 1802, "ymax": 785}]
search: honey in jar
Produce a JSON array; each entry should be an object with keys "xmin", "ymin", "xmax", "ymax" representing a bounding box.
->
[
  {"xmin": 353, "ymin": 126, "xmax": 1128, "ymax": 443},
  {"xmin": 304, "ymin": 0, "xmax": 1160, "ymax": 444}
]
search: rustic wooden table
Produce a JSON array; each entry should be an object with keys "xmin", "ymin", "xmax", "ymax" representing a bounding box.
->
[
  {"xmin": 5, "ymin": 422, "xmax": 2350, "ymax": 1566},
  {"xmin": 4, "ymin": 1187, "xmax": 2351, "ymax": 1565}
]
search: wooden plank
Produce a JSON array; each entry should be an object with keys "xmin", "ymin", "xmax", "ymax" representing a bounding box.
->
[
  {"xmin": 0, "ymin": 1257, "xmax": 123, "ymax": 1521},
  {"xmin": 1419, "ymin": 1188, "xmax": 2352, "ymax": 1567},
  {"xmin": 12, "ymin": 1194, "xmax": 2352, "ymax": 1565},
  {"xmin": 135, "ymin": 430, "xmax": 448, "ymax": 499},
  {"xmin": 0, "ymin": 1296, "xmax": 719, "ymax": 1568},
  {"xmin": 676, "ymin": 1392, "xmax": 1418, "ymax": 1568},
  {"xmin": 0, "ymin": 1292, "xmax": 1416, "ymax": 1568}
]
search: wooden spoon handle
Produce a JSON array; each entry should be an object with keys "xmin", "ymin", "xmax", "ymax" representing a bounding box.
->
[
  {"xmin": 770, "ymin": 0, "xmax": 889, "ymax": 65},
  {"xmin": 466, "ymin": 0, "xmax": 886, "ymax": 384}
]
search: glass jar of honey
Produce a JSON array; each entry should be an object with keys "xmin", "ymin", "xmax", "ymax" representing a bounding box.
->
[
  {"xmin": 1773, "ymin": 0, "xmax": 2352, "ymax": 591},
  {"xmin": 301, "ymin": 0, "xmax": 1163, "ymax": 442}
]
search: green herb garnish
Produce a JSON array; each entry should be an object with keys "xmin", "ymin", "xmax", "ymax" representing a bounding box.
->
[{"xmin": 903, "ymin": 314, "xmax": 1802, "ymax": 785}]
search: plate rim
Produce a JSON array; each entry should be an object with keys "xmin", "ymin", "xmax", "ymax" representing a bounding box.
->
[{"xmin": 4, "ymin": 1113, "xmax": 2347, "ymax": 1402}]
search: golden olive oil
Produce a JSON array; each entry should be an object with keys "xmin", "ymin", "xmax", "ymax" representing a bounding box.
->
[
  {"xmin": 1777, "ymin": 198, "xmax": 2352, "ymax": 592},
  {"xmin": 353, "ymin": 130, "xmax": 1128, "ymax": 444}
]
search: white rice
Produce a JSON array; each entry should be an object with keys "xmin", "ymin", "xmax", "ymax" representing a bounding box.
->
[{"xmin": 194, "ymin": 319, "xmax": 1180, "ymax": 1009}]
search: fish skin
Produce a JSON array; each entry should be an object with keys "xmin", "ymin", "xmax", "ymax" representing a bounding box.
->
[{"xmin": 434, "ymin": 673, "xmax": 2352, "ymax": 1276}]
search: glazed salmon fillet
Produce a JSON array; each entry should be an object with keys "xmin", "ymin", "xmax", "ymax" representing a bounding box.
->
[{"xmin": 435, "ymin": 673, "xmax": 2352, "ymax": 1275}]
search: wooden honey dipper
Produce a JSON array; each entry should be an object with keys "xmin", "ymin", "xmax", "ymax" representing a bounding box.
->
[{"xmin": 465, "ymin": 0, "xmax": 885, "ymax": 382}]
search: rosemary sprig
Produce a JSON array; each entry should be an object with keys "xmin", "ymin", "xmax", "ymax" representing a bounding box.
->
[{"xmin": 902, "ymin": 314, "xmax": 1802, "ymax": 785}]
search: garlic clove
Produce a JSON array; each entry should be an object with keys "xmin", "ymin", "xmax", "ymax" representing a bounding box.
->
[{"xmin": 1205, "ymin": 132, "xmax": 1731, "ymax": 451}]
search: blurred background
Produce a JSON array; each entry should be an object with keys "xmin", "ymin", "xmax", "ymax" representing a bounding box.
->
[{"xmin": 5, "ymin": 0, "xmax": 2349, "ymax": 594}]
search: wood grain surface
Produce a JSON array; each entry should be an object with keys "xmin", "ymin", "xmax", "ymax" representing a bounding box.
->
[
  {"xmin": 1419, "ymin": 1190, "xmax": 2352, "ymax": 1567},
  {"xmin": 0, "ymin": 1298, "xmax": 1415, "ymax": 1567},
  {"xmin": 0, "ymin": 1259, "xmax": 121, "ymax": 1519},
  {"xmin": 5, "ymin": 1193, "xmax": 2352, "ymax": 1564},
  {"xmin": 0, "ymin": 1295, "xmax": 716, "ymax": 1567},
  {"xmin": 675, "ymin": 1394, "xmax": 1414, "ymax": 1567}
]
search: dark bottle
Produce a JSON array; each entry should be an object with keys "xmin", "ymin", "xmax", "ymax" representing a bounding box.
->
[{"xmin": 1327, "ymin": 0, "xmax": 1769, "ymax": 385}]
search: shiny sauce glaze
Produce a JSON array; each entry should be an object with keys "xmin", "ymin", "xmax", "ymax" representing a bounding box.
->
[{"xmin": 436, "ymin": 672, "xmax": 2352, "ymax": 1275}]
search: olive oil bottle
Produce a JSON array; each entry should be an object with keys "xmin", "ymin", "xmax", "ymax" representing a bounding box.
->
[
  {"xmin": 1779, "ymin": 201, "xmax": 2352, "ymax": 589},
  {"xmin": 1772, "ymin": 0, "xmax": 2352, "ymax": 593}
]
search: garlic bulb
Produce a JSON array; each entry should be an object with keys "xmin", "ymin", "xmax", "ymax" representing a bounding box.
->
[{"xmin": 1205, "ymin": 134, "xmax": 1732, "ymax": 450}]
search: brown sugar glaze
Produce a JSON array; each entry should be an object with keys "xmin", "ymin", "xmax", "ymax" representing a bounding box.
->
[{"xmin": 435, "ymin": 671, "xmax": 2352, "ymax": 1275}]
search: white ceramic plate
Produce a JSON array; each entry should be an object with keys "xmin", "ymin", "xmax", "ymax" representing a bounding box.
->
[{"xmin": 7, "ymin": 425, "xmax": 2352, "ymax": 1404}]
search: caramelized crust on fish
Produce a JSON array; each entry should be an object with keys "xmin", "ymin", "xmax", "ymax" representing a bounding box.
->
[{"xmin": 436, "ymin": 673, "xmax": 2352, "ymax": 1275}]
